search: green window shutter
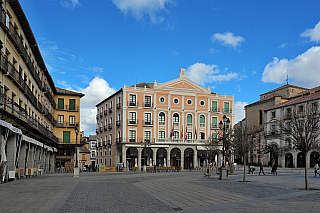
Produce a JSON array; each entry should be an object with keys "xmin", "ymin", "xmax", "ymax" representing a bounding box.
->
[
  {"xmin": 69, "ymin": 99, "xmax": 75, "ymax": 110},
  {"xmin": 63, "ymin": 131, "xmax": 70, "ymax": 143},
  {"xmin": 200, "ymin": 116, "xmax": 205, "ymax": 124},
  {"xmin": 187, "ymin": 115, "xmax": 192, "ymax": 123},
  {"xmin": 212, "ymin": 133, "xmax": 218, "ymax": 142},
  {"xmin": 212, "ymin": 101, "xmax": 217, "ymax": 112},
  {"xmin": 224, "ymin": 102, "xmax": 229, "ymax": 113},
  {"xmin": 212, "ymin": 117, "xmax": 217, "ymax": 128},
  {"xmin": 58, "ymin": 98, "xmax": 64, "ymax": 110}
]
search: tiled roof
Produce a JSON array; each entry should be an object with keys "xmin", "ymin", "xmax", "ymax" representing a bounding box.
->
[
  {"xmin": 245, "ymin": 94, "xmax": 285, "ymax": 108},
  {"xmin": 266, "ymin": 92, "xmax": 320, "ymax": 111},
  {"xmin": 260, "ymin": 84, "xmax": 308, "ymax": 96},
  {"xmin": 55, "ymin": 87, "xmax": 85, "ymax": 97},
  {"xmin": 89, "ymin": 135, "xmax": 97, "ymax": 140}
]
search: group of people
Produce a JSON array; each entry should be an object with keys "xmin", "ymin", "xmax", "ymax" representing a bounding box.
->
[{"xmin": 258, "ymin": 162, "xmax": 277, "ymax": 175}]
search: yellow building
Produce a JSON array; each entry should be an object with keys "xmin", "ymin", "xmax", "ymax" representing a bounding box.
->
[
  {"xmin": 0, "ymin": 0, "xmax": 84, "ymax": 181},
  {"xmin": 96, "ymin": 69, "xmax": 234, "ymax": 171}
]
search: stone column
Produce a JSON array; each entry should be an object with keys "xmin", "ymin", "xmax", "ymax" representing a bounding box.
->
[
  {"xmin": 6, "ymin": 133, "xmax": 16, "ymax": 174},
  {"xmin": 280, "ymin": 155, "xmax": 285, "ymax": 168},
  {"xmin": 293, "ymin": 152, "xmax": 297, "ymax": 168},
  {"xmin": 193, "ymin": 148, "xmax": 197, "ymax": 169},
  {"xmin": 138, "ymin": 148, "xmax": 142, "ymax": 171},
  {"xmin": 152, "ymin": 148, "xmax": 157, "ymax": 166},
  {"xmin": 27, "ymin": 144, "xmax": 34, "ymax": 168},
  {"xmin": 181, "ymin": 150, "xmax": 184, "ymax": 170},
  {"xmin": 18, "ymin": 141, "xmax": 27, "ymax": 175},
  {"xmin": 167, "ymin": 147, "xmax": 171, "ymax": 167},
  {"xmin": 49, "ymin": 151, "xmax": 56, "ymax": 173},
  {"xmin": 34, "ymin": 146, "xmax": 40, "ymax": 170},
  {"xmin": 122, "ymin": 145, "xmax": 126, "ymax": 168}
]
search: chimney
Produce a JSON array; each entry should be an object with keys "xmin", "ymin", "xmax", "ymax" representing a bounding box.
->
[{"xmin": 179, "ymin": 68, "xmax": 186, "ymax": 78}]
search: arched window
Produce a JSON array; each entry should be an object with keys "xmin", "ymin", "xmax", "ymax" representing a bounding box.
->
[
  {"xmin": 159, "ymin": 112, "xmax": 165, "ymax": 125},
  {"xmin": 173, "ymin": 113, "xmax": 179, "ymax": 126},
  {"xmin": 187, "ymin": 114, "xmax": 193, "ymax": 126},
  {"xmin": 199, "ymin": 115, "xmax": 205, "ymax": 127}
]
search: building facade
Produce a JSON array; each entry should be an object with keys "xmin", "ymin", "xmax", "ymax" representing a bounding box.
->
[
  {"xmin": 96, "ymin": 69, "xmax": 234, "ymax": 171},
  {"xmin": 264, "ymin": 88, "xmax": 320, "ymax": 168},
  {"xmin": 0, "ymin": 0, "xmax": 83, "ymax": 182}
]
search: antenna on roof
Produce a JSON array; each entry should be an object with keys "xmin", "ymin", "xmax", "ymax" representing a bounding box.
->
[
  {"xmin": 286, "ymin": 69, "xmax": 289, "ymax": 85},
  {"xmin": 133, "ymin": 78, "xmax": 137, "ymax": 85}
]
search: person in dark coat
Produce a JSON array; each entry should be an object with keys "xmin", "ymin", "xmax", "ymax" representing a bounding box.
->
[
  {"xmin": 272, "ymin": 163, "xmax": 277, "ymax": 175},
  {"xmin": 259, "ymin": 162, "xmax": 265, "ymax": 175}
]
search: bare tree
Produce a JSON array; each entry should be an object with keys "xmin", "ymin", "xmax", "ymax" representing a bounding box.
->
[
  {"xmin": 202, "ymin": 137, "xmax": 220, "ymax": 178},
  {"xmin": 279, "ymin": 104, "xmax": 320, "ymax": 190},
  {"xmin": 232, "ymin": 124, "xmax": 258, "ymax": 182}
]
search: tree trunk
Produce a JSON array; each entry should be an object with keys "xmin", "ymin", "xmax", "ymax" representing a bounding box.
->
[
  {"xmin": 305, "ymin": 152, "xmax": 309, "ymax": 190},
  {"xmin": 243, "ymin": 156, "xmax": 246, "ymax": 182}
]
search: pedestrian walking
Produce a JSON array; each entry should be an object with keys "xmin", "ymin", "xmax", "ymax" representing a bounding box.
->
[
  {"xmin": 153, "ymin": 164, "xmax": 157, "ymax": 173},
  {"xmin": 259, "ymin": 162, "xmax": 265, "ymax": 175},
  {"xmin": 272, "ymin": 163, "xmax": 277, "ymax": 175},
  {"xmin": 314, "ymin": 163, "xmax": 319, "ymax": 176}
]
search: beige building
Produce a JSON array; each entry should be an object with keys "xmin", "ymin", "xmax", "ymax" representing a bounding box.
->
[
  {"xmin": 0, "ymin": 0, "xmax": 84, "ymax": 181},
  {"xmin": 96, "ymin": 69, "xmax": 234, "ymax": 171}
]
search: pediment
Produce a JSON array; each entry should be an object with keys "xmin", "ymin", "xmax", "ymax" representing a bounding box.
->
[{"xmin": 155, "ymin": 77, "xmax": 210, "ymax": 94}]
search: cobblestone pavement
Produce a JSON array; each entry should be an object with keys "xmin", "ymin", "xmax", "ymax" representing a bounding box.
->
[{"xmin": 1, "ymin": 168, "xmax": 320, "ymax": 212}]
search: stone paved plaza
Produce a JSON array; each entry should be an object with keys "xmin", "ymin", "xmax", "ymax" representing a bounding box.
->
[{"xmin": 1, "ymin": 168, "xmax": 320, "ymax": 212}]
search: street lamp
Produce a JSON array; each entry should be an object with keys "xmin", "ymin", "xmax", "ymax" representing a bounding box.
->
[
  {"xmin": 219, "ymin": 115, "xmax": 230, "ymax": 180},
  {"xmin": 141, "ymin": 140, "xmax": 150, "ymax": 172},
  {"xmin": 74, "ymin": 123, "xmax": 79, "ymax": 178}
]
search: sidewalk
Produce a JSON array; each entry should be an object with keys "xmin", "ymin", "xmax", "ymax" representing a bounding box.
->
[{"xmin": 0, "ymin": 169, "xmax": 319, "ymax": 212}]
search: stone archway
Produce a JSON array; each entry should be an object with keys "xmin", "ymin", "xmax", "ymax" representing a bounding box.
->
[
  {"xmin": 171, "ymin": 148, "xmax": 181, "ymax": 167},
  {"xmin": 141, "ymin": 147, "xmax": 153, "ymax": 167},
  {"xmin": 126, "ymin": 147, "xmax": 138, "ymax": 169},
  {"xmin": 285, "ymin": 153, "xmax": 293, "ymax": 168},
  {"xmin": 310, "ymin": 151, "xmax": 320, "ymax": 168},
  {"xmin": 184, "ymin": 148, "xmax": 194, "ymax": 169},
  {"xmin": 297, "ymin": 152, "xmax": 305, "ymax": 168},
  {"xmin": 156, "ymin": 148, "xmax": 167, "ymax": 167}
]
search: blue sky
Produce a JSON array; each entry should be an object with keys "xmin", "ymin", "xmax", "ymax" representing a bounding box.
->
[{"xmin": 20, "ymin": 0, "xmax": 320, "ymax": 135}]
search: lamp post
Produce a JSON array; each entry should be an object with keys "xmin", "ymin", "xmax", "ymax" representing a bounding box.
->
[
  {"xmin": 74, "ymin": 123, "xmax": 79, "ymax": 177},
  {"xmin": 219, "ymin": 115, "xmax": 230, "ymax": 179},
  {"xmin": 141, "ymin": 140, "xmax": 150, "ymax": 172}
]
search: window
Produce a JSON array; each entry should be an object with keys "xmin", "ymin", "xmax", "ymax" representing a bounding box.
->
[
  {"xmin": 129, "ymin": 94, "xmax": 137, "ymax": 106},
  {"xmin": 199, "ymin": 115, "xmax": 205, "ymax": 127},
  {"xmin": 173, "ymin": 113, "xmax": 179, "ymax": 126},
  {"xmin": 212, "ymin": 133, "xmax": 218, "ymax": 142},
  {"xmin": 159, "ymin": 112, "xmax": 165, "ymax": 125},
  {"xmin": 159, "ymin": 97, "xmax": 165, "ymax": 103},
  {"xmin": 298, "ymin": 105, "xmax": 303, "ymax": 113},
  {"xmin": 58, "ymin": 115, "xmax": 64, "ymax": 124},
  {"xmin": 129, "ymin": 112, "xmax": 136, "ymax": 124},
  {"xmin": 212, "ymin": 101, "xmax": 218, "ymax": 112},
  {"xmin": 58, "ymin": 98, "xmax": 64, "ymax": 110},
  {"xmin": 173, "ymin": 98, "xmax": 179, "ymax": 104},
  {"xmin": 129, "ymin": 130, "xmax": 136, "ymax": 142},
  {"xmin": 159, "ymin": 131, "xmax": 165, "ymax": 139},
  {"xmin": 271, "ymin": 111, "xmax": 276, "ymax": 118},
  {"xmin": 144, "ymin": 113, "xmax": 151, "ymax": 125},
  {"xmin": 63, "ymin": 131, "xmax": 70, "ymax": 143},
  {"xmin": 224, "ymin": 102, "xmax": 230, "ymax": 113},
  {"xmin": 144, "ymin": 95, "xmax": 152, "ymax": 107},
  {"xmin": 259, "ymin": 110, "xmax": 263, "ymax": 125},
  {"xmin": 187, "ymin": 99, "xmax": 192, "ymax": 105},
  {"xmin": 211, "ymin": 117, "xmax": 217, "ymax": 129},
  {"xmin": 200, "ymin": 100, "xmax": 205, "ymax": 106},
  {"xmin": 173, "ymin": 131, "xmax": 179, "ymax": 139},
  {"xmin": 187, "ymin": 114, "xmax": 192, "ymax": 127},
  {"xmin": 69, "ymin": 116, "xmax": 75, "ymax": 126},
  {"xmin": 200, "ymin": 132, "xmax": 205, "ymax": 140},
  {"xmin": 187, "ymin": 132, "xmax": 192, "ymax": 140},
  {"xmin": 144, "ymin": 131, "xmax": 151, "ymax": 142}
]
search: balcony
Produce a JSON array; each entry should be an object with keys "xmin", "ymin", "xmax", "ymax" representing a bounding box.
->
[
  {"xmin": 210, "ymin": 124, "xmax": 218, "ymax": 129},
  {"xmin": 143, "ymin": 120, "xmax": 153, "ymax": 126},
  {"xmin": 223, "ymin": 108, "xmax": 232, "ymax": 114},
  {"xmin": 116, "ymin": 137, "xmax": 122, "ymax": 143},
  {"xmin": 44, "ymin": 107, "xmax": 53, "ymax": 123},
  {"xmin": 109, "ymin": 107, "xmax": 113, "ymax": 113},
  {"xmin": 211, "ymin": 107, "xmax": 220, "ymax": 113},
  {"xmin": 104, "ymin": 110, "xmax": 108, "ymax": 115},
  {"xmin": 56, "ymin": 122, "xmax": 78, "ymax": 128},
  {"xmin": 116, "ymin": 120, "xmax": 121, "ymax": 127},
  {"xmin": 96, "ymin": 114, "xmax": 99, "ymax": 119},
  {"xmin": 108, "ymin": 123, "xmax": 112, "ymax": 129},
  {"xmin": 128, "ymin": 119, "xmax": 138, "ymax": 125},
  {"xmin": 104, "ymin": 125, "xmax": 108, "ymax": 131},
  {"xmin": 99, "ymin": 127, "xmax": 103, "ymax": 132},
  {"xmin": 128, "ymin": 101, "xmax": 138, "ymax": 107},
  {"xmin": 143, "ymin": 102, "xmax": 153, "ymax": 108},
  {"xmin": 100, "ymin": 112, "xmax": 103, "ymax": 118},
  {"xmin": 96, "ymin": 128, "xmax": 99, "ymax": 134}
]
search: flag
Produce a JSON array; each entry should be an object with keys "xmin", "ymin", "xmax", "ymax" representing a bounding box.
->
[
  {"xmin": 181, "ymin": 125, "xmax": 183, "ymax": 139},
  {"xmin": 170, "ymin": 126, "xmax": 174, "ymax": 138},
  {"xmin": 195, "ymin": 127, "xmax": 197, "ymax": 139},
  {"xmin": 185, "ymin": 125, "xmax": 187, "ymax": 140}
]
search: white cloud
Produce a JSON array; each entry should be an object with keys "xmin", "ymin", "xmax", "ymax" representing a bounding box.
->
[
  {"xmin": 209, "ymin": 48, "xmax": 219, "ymax": 54},
  {"xmin": 211, "ymin": 32, "xmax": 245, "ymax": 49},
  {"xmin": 111, "ymin": 0, "xmax": 174, "ymax": 23},
  {"xmin": 186, "ymin": 63, "xmax": 238, "ymax": 86},
  {"xmin": 278, "ymin": 43, "xmax": 287, "ymax": 49},
  {"xmin": 60, "ymin": 0, "xmax": 81, "ymax": 9},
  {"xmin": 233, "ymin": 101, "xmax": 247, "ymax": 125},
  {"xmin": 79, "ymin": 77, "xmax": 116, "ymax": 134},
  {"xmin": 262, "ymin": 46, "xmax": 320, "ymax": 87},
  {"xmin": 300, "ymin": 21, "xmax": 320, "ymax": 43}
]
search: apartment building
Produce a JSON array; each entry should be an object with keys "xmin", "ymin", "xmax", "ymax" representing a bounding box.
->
[
  {"xmin": 96, "ymin": 69, "xmax": 234, "ymax": 171},
  {"xmin": 264, "ymin": 87, "xmax": 320, "ymax": 168},
  {"xmin": 0, "ymin": 0, "xmax": 84, "ymax": 182}
]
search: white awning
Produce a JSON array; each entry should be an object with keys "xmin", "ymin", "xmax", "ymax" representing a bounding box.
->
[{"xmin": 0, "ymin": 119, "xmax": 22, "ymax": 135}]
